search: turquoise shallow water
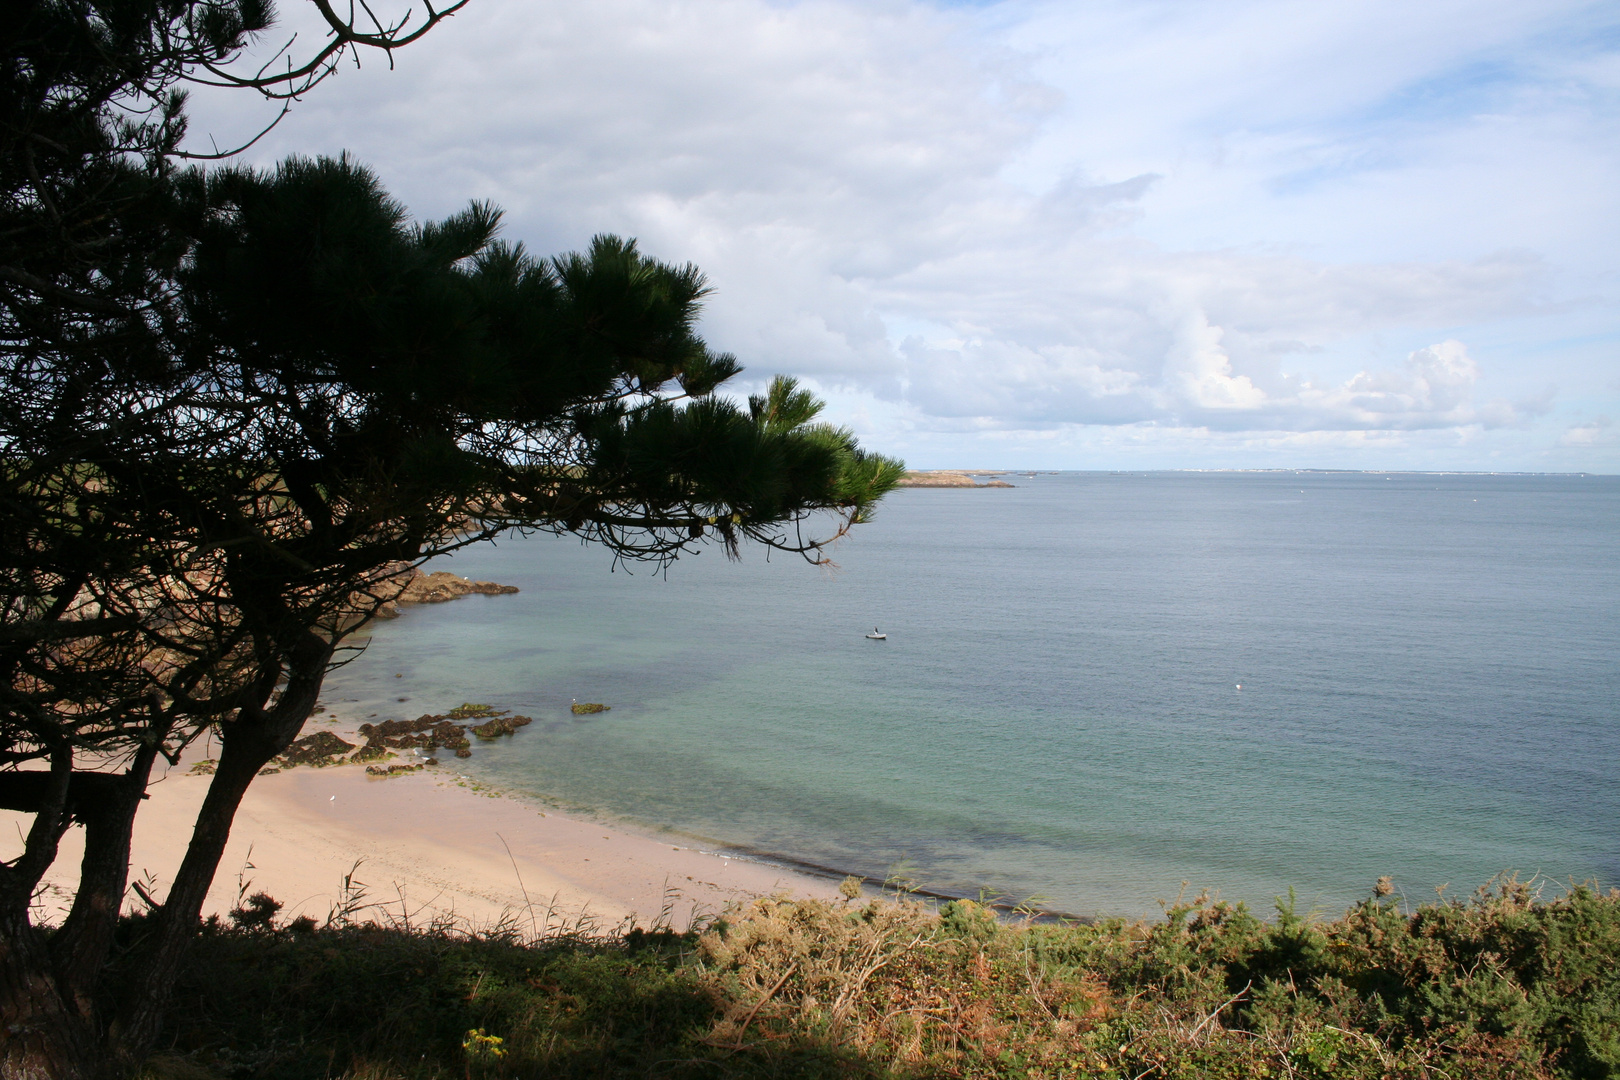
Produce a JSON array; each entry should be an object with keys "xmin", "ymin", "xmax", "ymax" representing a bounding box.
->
[{"xmin": 322, "ymin": 472, "xmax": 1620, "ymax": 918}]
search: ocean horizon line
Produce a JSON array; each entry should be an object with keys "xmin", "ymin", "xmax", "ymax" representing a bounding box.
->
[{"xmin": 905, "ymin": 467, "xmax": 1611, "ymax": 477}]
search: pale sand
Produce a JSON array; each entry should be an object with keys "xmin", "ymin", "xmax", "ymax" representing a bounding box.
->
[
  {"xmin": 6, "ymin": 598, "xmax": 845, "ymax": 932},
  {"xmin": 6, "ymin": 759, "xmax": 842, "ymax": 933}
]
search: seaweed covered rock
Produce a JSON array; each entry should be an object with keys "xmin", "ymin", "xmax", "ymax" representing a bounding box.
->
[
  {"xmin": 359, "ymin": 714, "xmax": 472, "ymax": 753},
  {"xmin": 348, "ymin": 704, "xmax": 524, "ymax": 761},
  {"xmin": 365, "ymin": 762, "xmax": 424, "ymax": 777},
  {"xmin": 471, "ymin": 714, "xmax": 533, "ymax": 740},
  {"xmin": 447, "ymin": 702, "xmax": 501, "ymax": 720},
  {"xmin": 358, "ymin": 716, "xmax": 441, "ymax": 740},
  {"xmin": 431, "ymin": 720, "xmax": 470, "ymax": 745},
  {"xmin": 571, "ymin": 702, "xmax": 609, "ymax": 715},
  {"xmin": 277, "ymin": 731, "xmax": 357, "ymax": 768}
]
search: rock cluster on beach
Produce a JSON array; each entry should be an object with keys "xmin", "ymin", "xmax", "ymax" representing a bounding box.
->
[
  {"xmin": 277, "ymin": 730, "xmax": 357, "ymax": 767},
  {"xmin": 268, "ymin": 702, "xmax": 534, "ymax": 774},
  {"xmin": 359, "ymin": 715, "xmax": 476, "ymax": 756},
  {"xmin": 364, "ymin": 762, "xmax": 426, "ymax": 777}
]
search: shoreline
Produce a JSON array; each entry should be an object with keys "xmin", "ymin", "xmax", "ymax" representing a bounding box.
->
[
  {"xmin": 296, "ymin": 699, "xmax": 1080, "ymax": 921},
  {"xmin": 14, "ymin": 764, "xmax": 843, "ymax": 933},
  {"xmin": 10, "ymin": 755, "xmax": 1084, "ymax": 935},
  {"xmin": 8, "ymin": 699, "xmax": 844, "ymax": 933},
  {"xmin": 7, "ymin": 589, "xmax": 1064, "ymax": 933}
]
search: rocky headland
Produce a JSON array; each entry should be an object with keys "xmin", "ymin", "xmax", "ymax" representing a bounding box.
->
[
  {"xmin": 897, "ymin": 470, "xmax": 1016, "ymax": 488},
  {"xmin": 373, "ymin": 565, "xmax": 519, "ymax": 618}
]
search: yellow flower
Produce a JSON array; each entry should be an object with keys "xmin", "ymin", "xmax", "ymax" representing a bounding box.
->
[{"xmin": 463, "ymin": 1028, "xmax": 507, "ymax": 1060}]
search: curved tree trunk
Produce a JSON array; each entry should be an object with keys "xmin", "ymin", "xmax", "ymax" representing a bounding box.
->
[
  {"xmin": 0, "ymin": 908, "xmax": 97, "ymax": 1080},
  {"xmin": 109, "ymin": 633, "xmax": 332, "ymax": 1071},
  {"xmin": 0, "ymin": 759, "xmax": 162, "ymax": 1080},
  {"xmin": 0, "ymin": 749, "xmax": 96, "ymax": 1079},
  {"xmin": 51, "ymin": 739, "xmax": 167, "ymax": 1013}
]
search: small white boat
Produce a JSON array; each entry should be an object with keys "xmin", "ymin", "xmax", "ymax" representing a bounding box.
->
[{"xmin": 865, "ymin": 627, "xmax": 887, "ymax": 640}]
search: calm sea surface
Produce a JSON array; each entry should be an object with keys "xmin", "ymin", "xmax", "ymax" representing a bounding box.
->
[{"xmin": 322, "ymin": 472, "xmax": 1620, "ymax": 917}]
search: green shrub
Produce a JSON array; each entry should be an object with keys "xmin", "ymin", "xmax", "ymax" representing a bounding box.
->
[{"xmin": 126, "ymin": 875, "xmax": 1620, "ymax": 1079}]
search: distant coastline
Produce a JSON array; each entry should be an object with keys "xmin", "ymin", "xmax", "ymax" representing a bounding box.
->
[
  {"xmin": 897, "ymin": 470, "xmax": 1018, "ymax": 488},
  {"xmin": 899, "ymin": 468, "xmax": 1607, "ymax": 478}
]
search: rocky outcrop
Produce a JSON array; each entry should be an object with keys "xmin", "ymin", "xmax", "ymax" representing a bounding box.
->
[
  {"xmin": 261, "ymin": 701, "xmax": 538, "ymax": 775},
  {"xmin": 897, "ymin": 470, "xmax": 976, "ymax": 487},
  {"xmin": 358, "ymin": 714, "xmax": 475, "ymax": 758},
  {"xmin": 372, "ymin": 567, "xmax": 519, "ymax": 619},
  {"xmin": 276, "ymin": 731, "xmax": 357, "ymax": 768},
  {"xmin": 896, "ymin": 471, "xmax": 1016, "ymax": 488},
  {"xmin": 471, "ymin": 713, "xmax": 534, "ymax": 739},
  {"xmin": 365, "ymin": 762, "xmax": 424, "ymax": 777}
]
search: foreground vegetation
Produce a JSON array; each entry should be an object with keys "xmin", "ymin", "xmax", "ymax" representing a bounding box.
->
[{"xmin": 125, "ymin": 875, "xmax": 1619, "ymax": 1079}]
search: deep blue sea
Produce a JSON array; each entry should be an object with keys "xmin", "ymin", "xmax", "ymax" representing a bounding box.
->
[{"xmin": 322, "ymin": 472, "xmax": 1620, "ymax": 918}]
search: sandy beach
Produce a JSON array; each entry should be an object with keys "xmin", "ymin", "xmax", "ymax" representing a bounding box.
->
[
  {"xmin": 7, "ymin": 732, "xmax": 841, "ymax": 935},
  {"xmin": 5, "ymin": 576, "xmax": 843, "ymax": 933}
]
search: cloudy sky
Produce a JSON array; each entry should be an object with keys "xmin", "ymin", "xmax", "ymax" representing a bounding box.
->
[{"xmin": 188, "ymin": 0, "xmax": 1620, "ymax": 471}]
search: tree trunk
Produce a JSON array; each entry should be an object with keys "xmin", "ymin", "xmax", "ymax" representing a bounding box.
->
[
  {"xmin": 50, "ymin": 738, "xmax": 165, "ymax": 1012},
  {"xmin": 108, "ymin": 632, "xmax": 332, "ymax": 1069},
  {"xmin": 0, "ymin": 746, "xmax": 98, "ymax": 1078},
  {"xmin": 0, "ymin": 905, "xmax": 97, "ymax": 1080},
  {"xmin": 0, "ymin": 760, "xmax": 159, "ymax": 1079},
  {"xmin": 0, "ymin": 748, "xmax": 72, "ymax": 912}
]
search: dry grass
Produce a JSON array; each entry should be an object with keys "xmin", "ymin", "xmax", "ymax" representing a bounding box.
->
[{"xmin": 132, "ymin": 874, "xmax": 1620, "ymax": 1079}]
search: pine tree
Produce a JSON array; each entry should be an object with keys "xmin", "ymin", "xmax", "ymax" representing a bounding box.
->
[{"xmin": 0, "ymin": 5, "xmax": 902, "ymax": 1075}]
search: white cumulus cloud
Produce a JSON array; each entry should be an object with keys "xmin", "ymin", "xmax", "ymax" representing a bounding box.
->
[
  {"xmin": 183, "ymin": 0, "xmax": 1620, "ymax": 468},
  {"xmin": 1559, "ymin": 417, "xmax": 1614, "ymax": 448}
]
